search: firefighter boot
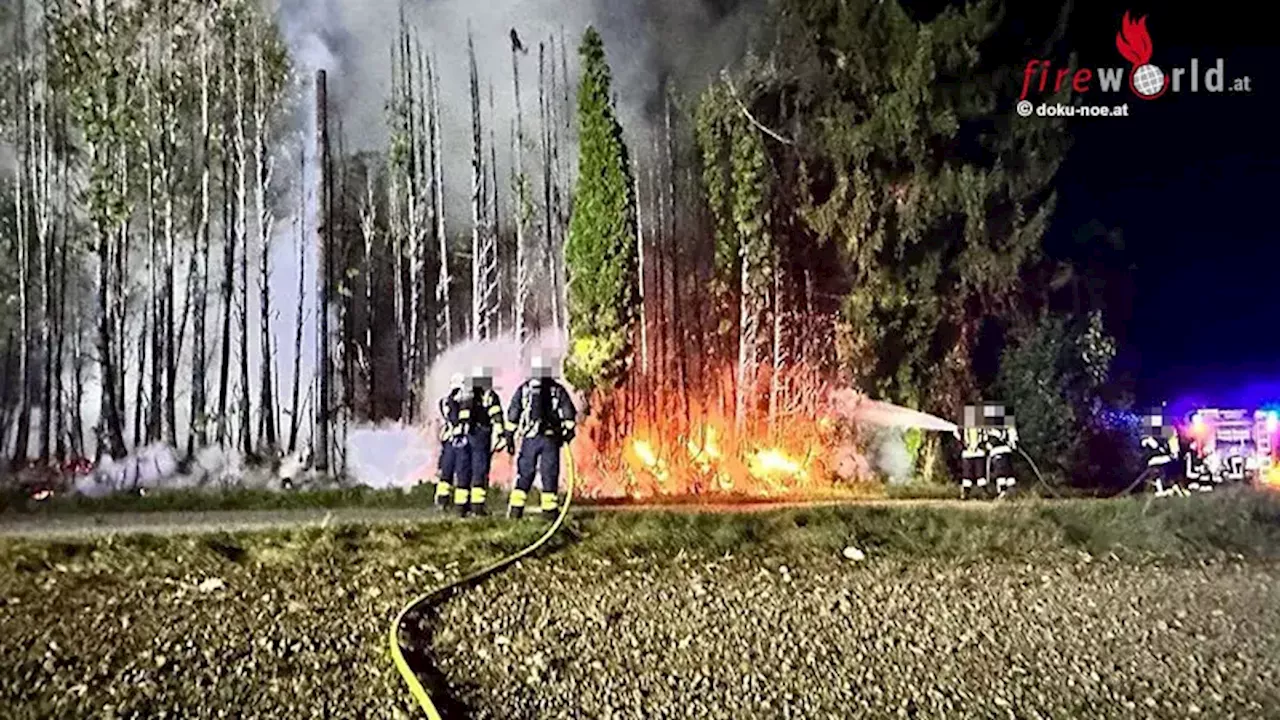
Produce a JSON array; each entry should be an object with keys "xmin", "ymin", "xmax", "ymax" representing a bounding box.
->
[
  {"xmin": 470, "ymin": 486, "xmax": 490, "ymax": 516},
  {"xmin": 434, "ymin": 481, "xmax": 452, "ymax": 509},
  {"xmin": 507, "ymin": 489, "xmax": 528, "ymax": 519},
  {"xmin": 452, "ymin": 486, "xmax": 471, "ymax": 517}
]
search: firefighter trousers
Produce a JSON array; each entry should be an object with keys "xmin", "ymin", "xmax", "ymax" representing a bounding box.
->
[
  {"xmin": 510, "ymin": 435, "xmax": 562, "ymax": 517},
  {"xmin": 449, "ymin": 431, "xmax": 493, "ymax": 512},
  {"xmin": 434, "ymin": 439, "xmax": 465, "ymax": 507},
  {"xmin": 960, "ymin": 453, "xmax": 988, "ymax": 495}
]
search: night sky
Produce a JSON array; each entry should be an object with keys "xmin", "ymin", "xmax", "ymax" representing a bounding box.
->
[{"xmin": 1029, "ymin": 2, "xmax": 1278, "ymax": 407}]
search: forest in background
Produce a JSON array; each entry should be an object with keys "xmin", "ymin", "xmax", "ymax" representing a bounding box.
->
[{"xmin": 0, "ymin": 0, "xmax": 1142, "ymax": 493}]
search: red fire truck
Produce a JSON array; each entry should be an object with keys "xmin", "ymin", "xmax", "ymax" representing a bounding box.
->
[{"xmin": 1183, "ymin": 409, "xmax": 1280, "ymax": 485}]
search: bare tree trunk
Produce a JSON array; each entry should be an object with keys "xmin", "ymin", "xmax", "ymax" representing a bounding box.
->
[
  {"xmin": 161, "ymin": 68, "xmax": 179, "ymax": 451},
  {"xmin": 190, "ymin": 13, "xmax": 212, "ymax": 454},
  {"xmin": 401, "ymin": 16, "xmax": 420, "ymax": 419},
  {"xmin": 511, "ymin": 31, "xmax": 528, "ymax": 344},
  {"xmin": 735, "ymin": 249, "xmax": 756, "ymax": 435},
  {"xmin": 288, "ymin": 146, "xmax": 307, "ymax": 455},
  {"xmin": 216, "ymin": 41, "xmax": 235, "ymax": 447},
  {"xmin": 54, "ymin": 172, "xmax": 69, "ymax": 462},
  {"xmin": 234, "ymin": 40, "xmax": 252, "ymax": 457},
  {"xmin": 360, "ymin": 173, "xmax": 377, "ymax": 417},
  {"xmin": 0, "ymin": 334, "xmax": 13, "ymax": 453},
  {"xmin": 549, "ymin": 35, "xmax": 566, "ymax": 334},
  {"xmin": 253, "ymin": 28, "xmax": 277, "ymax": 454},
  {"xmin": 315, "ymin": 69, "xmax": 332, "ymax": 473},
  {"xmin": 665, "ymin": 90, "xmax": 690, "ymax": 427},
  {"xmin": 769, "ymin": 243, "xmax": 782, "ymax": 434},
  {"xmin": 652, "ymin": 132, "xmax": 666, "ymax": 419},
  {"xmin": 415, "ymin": 35, "xmax": 433, "ymax": 375},
  {"xmin": 539, "ymin": 42, "xmax": 561, "ymax": 336},
  {"xmin": 144, "ymin": 71, "xmax": 162, "ymax": 444},
  {"xmin": 388, "ymin": 43, "xmax": 406, "ymax": 419},
  {"xmin": 468, "ymin": 29, "xmax": 485, "ymax": 341},
  {"xmin": 635, "ymin": 159, "xmax": 648, "ymax": 378},
  {"xmin": 11, "ymin": 1, "xmax": 31, "ymax": 466},
  {"xmin": 428, "ymin": 54, "xmax": 451, "ymax": 353},
  {"xmin": 34, "ymin": 40, "xmax": 54, "ymax": 465},
  {"xmin": 489, "ymin": 81, "xmax": 502, "ymax": 337}
]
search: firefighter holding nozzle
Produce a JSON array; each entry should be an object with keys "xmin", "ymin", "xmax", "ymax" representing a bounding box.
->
[
  {"xmin": 1138, "ymin": 407, "xmax": 1184, "ymax": 496},
  {"xmin": 956, "ymin": 403, "xmax": 1018, "ymax": 499},
  {"xmin": 505, "ymin": 355, "xmax": 577, "ymax": 519}
]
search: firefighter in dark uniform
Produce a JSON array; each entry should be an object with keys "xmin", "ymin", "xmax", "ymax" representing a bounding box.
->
[
  {"xmin": 957, "ymin": 404, "xmax": 988, "ymax": 499},
  {"xmin": 450, "ymin": 366, "xmax": 509, "ymax": 517},
  {"xmin": 434, "ymin": 373, "xmax": 467, "ymax": 509},
  {"xmin": 986, "ymin": 412, "xmax": 1019, "ymax": 497},
  {"xmin": 1139, "ymin": 407, "xmax": 1184, "ymax": 496},
  {"xmin": 505, "ymin": 355, "xmax": 577, "ymax": 519}
]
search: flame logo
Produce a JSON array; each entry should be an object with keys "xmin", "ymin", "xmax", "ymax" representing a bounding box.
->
[{"xmin": 1115, "ymin": 11, "xmax": 1153, "ymax": 66}]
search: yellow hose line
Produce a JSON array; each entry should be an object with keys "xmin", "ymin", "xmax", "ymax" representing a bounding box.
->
[{"xmin": 389, "ymin": 447, "xmax": 578, "ymax": 718}]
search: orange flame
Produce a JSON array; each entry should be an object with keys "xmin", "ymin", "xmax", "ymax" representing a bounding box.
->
[
  {"xmin": 1116, "ymin": 11, "xmax": 1153, "ymax": 66},
  {"xmin": 1264, "ymin": 464, "xmax": 1280, "ymax": 489}
]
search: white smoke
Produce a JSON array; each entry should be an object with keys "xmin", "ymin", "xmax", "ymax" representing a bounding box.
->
[
  {"xmin": 872, "ymin": 428, "xmax": 912, "ymax": 484},
  {"xmin": 340, "ymin": 329, "xmax": 570, "ymax": 489}
]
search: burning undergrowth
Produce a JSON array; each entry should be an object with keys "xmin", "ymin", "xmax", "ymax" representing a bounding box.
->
[{"xmin": 564, "ymin": 369, "xmax": 949, "ymax": 500}]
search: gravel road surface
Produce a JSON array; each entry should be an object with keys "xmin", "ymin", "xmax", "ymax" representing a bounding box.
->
[{"xmin": 430, "ymin": 553, "xmax": 1280, "ymax": 719}]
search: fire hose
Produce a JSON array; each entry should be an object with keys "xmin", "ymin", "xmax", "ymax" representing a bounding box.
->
[{"xmin": 389, "ymin": 447, "xmax": 577, "ymax": 719}]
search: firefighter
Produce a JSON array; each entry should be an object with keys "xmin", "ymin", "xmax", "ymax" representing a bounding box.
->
[
  {"xmin": 1139, "ymin": 407, "xmax": 1184, "ymax": 497},
  {"xmin": 986, "ymin": 410, "xmax": 1019, "ymax": 497},
  {"xmin": 450, "ymin": 366, "xmax": 509, "ymax": 517},
  {"xmin": 434, "ymin": 373, "xmax": 467, "ymax": 509},
  {"xmin": 957, "ymin": 404, "xmax": 988, "ymax": 499},
  {"xmin": 505, "ymin": 355, "xmax": 577, "ymax": 519}
]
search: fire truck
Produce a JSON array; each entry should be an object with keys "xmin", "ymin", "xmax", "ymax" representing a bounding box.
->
[{"xmin": 1183, "ymin": 408, "xmax": 1280, "ymax": 485}]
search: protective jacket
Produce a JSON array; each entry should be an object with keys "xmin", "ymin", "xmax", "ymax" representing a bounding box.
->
[
  {"xmin": 961, "ymin": 427, "xmax": 985, "ymax": 459},
  {"xmin": 983, "ymin": 426, "xmax": 1017, "ymax": 456},
  {"xmin": 506, "ymin": 377, "xmax": 577, "ymax": 441},
  {"xmin": 439, "ymin": 388, "xmax": 466, "ymax": 441},
  {"xmin": 1141, "ymin": 432, "xmax": 1179, "ymax": 467}
]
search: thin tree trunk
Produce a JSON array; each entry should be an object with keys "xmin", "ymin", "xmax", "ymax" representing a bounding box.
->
[
  {"xmin": 360, "ymin": 173, "xmax": 377, "ymax": 418},
  {"xmin": 216, "ymin": 39, "xmax": 235, "ymax": 447},
  {"xmin": 539, "ymin": 43, "xmax": 560, "ymax": 336},
  {"xmin": 161, "ymin": 64, "xmax": 179, "ymax": 451},
  {"xmin": 145, "ymin": 70, "xmax": 162, "ymax": 443},
  {"xmin": 34, "ymin": 40, "xmax": 53, "ymax": 465},
  {"xmin": 511, "ymin": 32, "xmax": 528, "ymax": 344},
  {"xmin": 254, "ymin": 29, "xmax": 277, "ymax": 453},
  {"xmin": 315, "ymin": 69, "xmax": 332, "ymax": 473},
  {"xmin": 288, "ymin": 145, "xmax": 307, "ymax": 455},
  {"xmin": 11, "ymin": 0, "xmax": 30, "ymax": 466},
  {"xmin": 635, "ymin": 160, "xmax": 648, "ymax": 377},
  {"xmin": 190, "ymin": 12, "xmax": 212, "ymax": 454},
  {"xmin": 666, "ymin": 90, "xmax": 690, "ymax": 427},
  {"xmin": 235, "ymin": 39, "xmax": 252, "ymax": 457},
  {"xmin": 489, "ymin": 81, "xmax": 501, "ymax": 337},
  {"xmin": 415, "ymin": 34, "xmax": 433, "ymax": 375},
  {"xmin": 401, "ymin": 15, "xmax": 420, "ymax": 418},
  {"xmin": 53, "ymin": 166, "xmax": 69, "ymax": 462},
  {"xmin": 652, "ymin": 132, "xmax": 666, "ymax": 418},
  {"xmin": 429, "ymin": 53, "xmax": 451, "ymax": 353},
  {"xmin": 468, "ymin": 28, "xmax": 484, "ymax": 341},
  {"xmin": 769, "ymin": 242, "xmax": 782, "ymax": 434}
]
